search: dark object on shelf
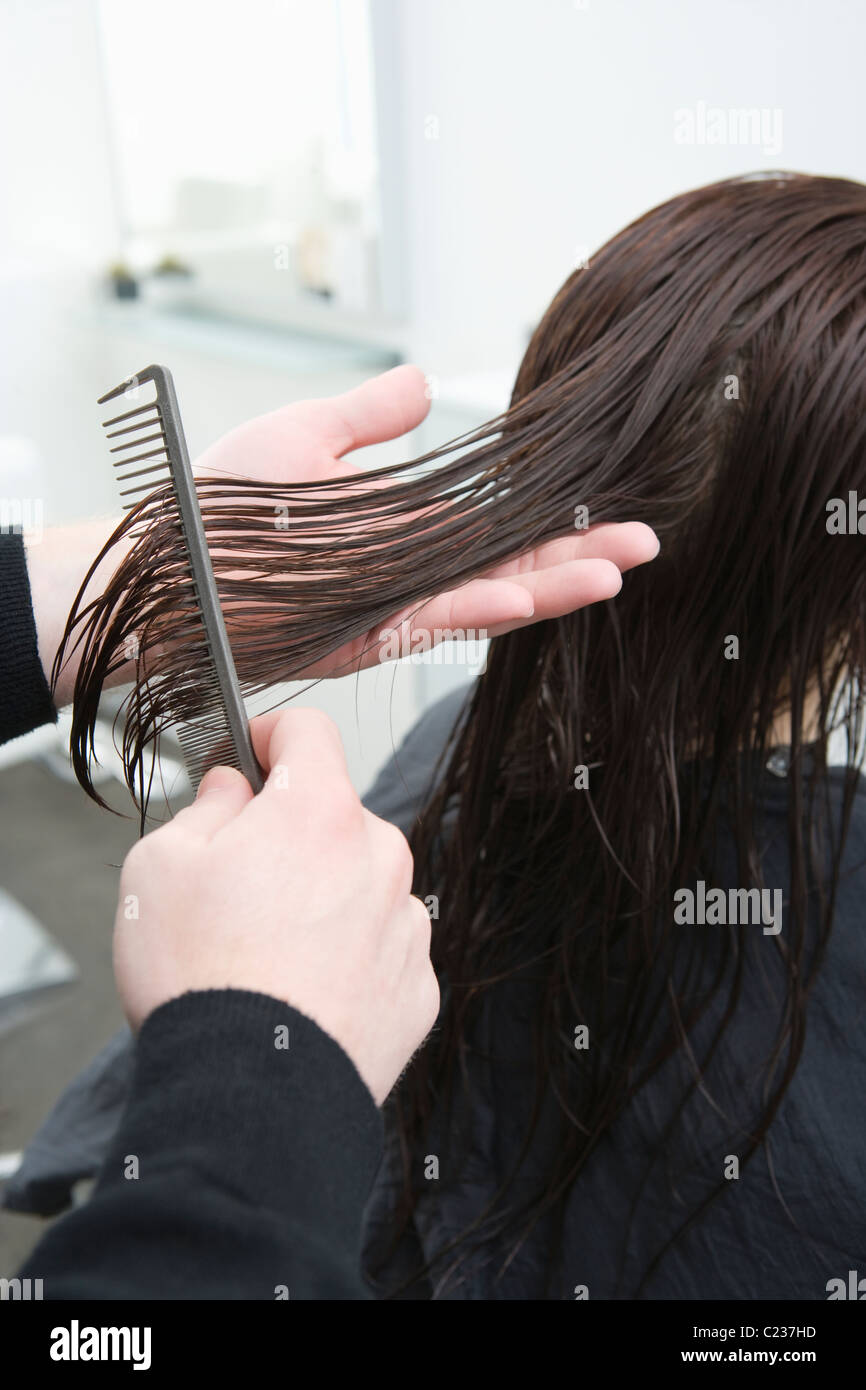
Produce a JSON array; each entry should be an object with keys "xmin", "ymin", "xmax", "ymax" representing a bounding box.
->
[{"xmin": 107, "ymin": 263, "xmax": 139, "ymax": 301}]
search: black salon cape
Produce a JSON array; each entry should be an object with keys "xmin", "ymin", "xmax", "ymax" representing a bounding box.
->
[{"xmin": 1, "ymin": 531, "xmax": 382, "ymax": 1299}]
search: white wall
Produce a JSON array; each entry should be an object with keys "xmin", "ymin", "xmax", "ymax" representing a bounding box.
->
[
  {"xmin": 396, "ymin": 0, "xmax": 866, "ymax": 379},
  {"xmin": 0, "ymin": 0, "xmax": 120, "ymax": 522}
]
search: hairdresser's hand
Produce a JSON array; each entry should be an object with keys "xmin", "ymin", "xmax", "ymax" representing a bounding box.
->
[
  {"xmin": 195, "ymin": 365, "xmax": 660, "ymax": 677},
  {"xmin": 113, "ymin": 709, "xmax": 438, "ymax": 1106}
]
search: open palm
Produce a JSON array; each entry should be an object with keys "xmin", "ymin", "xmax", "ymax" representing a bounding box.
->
[{"xmin": 195, "ymin": 365, "xmax": 659, "ymax": 677}]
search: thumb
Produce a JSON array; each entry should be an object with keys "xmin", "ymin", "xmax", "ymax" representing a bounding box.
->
[
  {"xmin": 197, "ymin": 765, "xmax": 249, "ymax": 796},
  {"xmin": 172, "ymin": 765, "xmax": 254, "ymax": 838}
]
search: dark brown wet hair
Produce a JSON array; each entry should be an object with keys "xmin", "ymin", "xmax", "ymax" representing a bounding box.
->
[{"xmin": 56, "ymin": 172, "xmax": 866, "ymax": 1295}]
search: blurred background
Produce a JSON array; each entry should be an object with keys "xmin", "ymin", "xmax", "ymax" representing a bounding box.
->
[{"xmin": 1, "ymin": 0, "xmax": 864, "ymax": 1270}]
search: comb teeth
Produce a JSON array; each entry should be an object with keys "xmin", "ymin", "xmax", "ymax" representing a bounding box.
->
[
  {"xmin": 98, "ymin": 364, "xmax": 265, "ymax": 797},
  {"xmin": 175, "ymin": 659, "xmax": 249, "ymax": 785},
  {"xmin": 178, "ymin": 720, "xmax": 249, "ymax": 787},
  {"xmin": 101, "ymin": 388, "xmax": 171, "ymax": 509}
]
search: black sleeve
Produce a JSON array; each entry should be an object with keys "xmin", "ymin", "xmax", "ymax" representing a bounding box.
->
[
  {"xmin": 18, "ymin": 989, "xmax": 383, "ymax": 1300},
  {"xmin": 0, "ymin": 531, "xmax": 56, "ymax": 744}
]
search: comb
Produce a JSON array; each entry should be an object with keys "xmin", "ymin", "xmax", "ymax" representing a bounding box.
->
[{"xmin": 99, "ymin": 364, "xmax": 265, "ymax": 794}]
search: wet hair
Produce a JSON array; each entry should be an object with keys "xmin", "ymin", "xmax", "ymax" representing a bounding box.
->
[{"xmin": 56, "ymin": 171, "xmax": 866, "ymax": 1295}]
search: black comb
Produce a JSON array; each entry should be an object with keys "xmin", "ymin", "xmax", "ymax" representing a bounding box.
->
[{"xmin": 99, "ymin": 364, "xmax": 265, "ymax": 794}]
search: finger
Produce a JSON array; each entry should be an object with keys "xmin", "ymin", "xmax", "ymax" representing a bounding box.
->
[
  {"xmin": 488, "ymin": 522, "xmax": 660, "ymax": 579},
  {"xmin": 367, "ymin": 579, "xmax": 534, "ymax": 663},
  {"xmin": 484, "ymin": 558, "xmax": 623, "ymax": 634},
  {"xmin": 171, "ymin": 765, "xmax": 254, "ymax": 839},
  {"xmin": 249, "ymin": 708, "xmax": 352, "ymax": 789},
  {"xmin": 362, "ymin": 560, "xmax": 622, "ymax": 665},
  {"xmin": 289, "ymin": 365, "xmax": 432, "ymax": 458},
  {"xmin": 198, "ymin": 765, "xmax": 248, "ymax": 794}
]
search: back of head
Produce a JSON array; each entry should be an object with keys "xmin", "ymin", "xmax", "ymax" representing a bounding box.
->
[
  {"xmin": 509, "ymin": 172, "xmax": 866, "ymax": 774},
  {"xmin": 398, "ymin": 173, "xmax": 866, "ymax": 1296}
]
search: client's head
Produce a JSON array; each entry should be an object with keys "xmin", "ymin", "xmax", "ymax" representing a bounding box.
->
[
  {"xmin": 395, "ymin": 172, "xmax": 866, "ymax": 1296},
  {"xmin": 509, "ymin": 170, "xmax": 866, "ymax": 763}
]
